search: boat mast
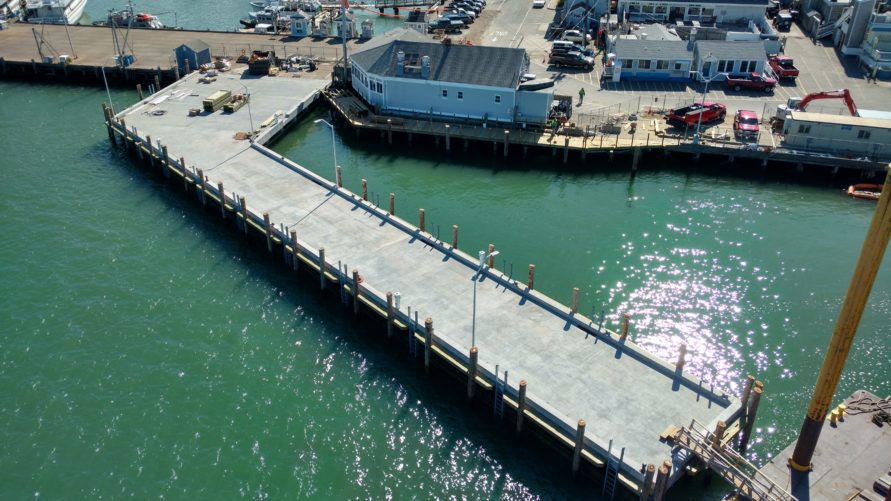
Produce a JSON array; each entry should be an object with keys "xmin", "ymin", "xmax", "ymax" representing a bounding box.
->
[{"xmin": 789, "ymin": 165, "xmax": 891, "ymax": 472}]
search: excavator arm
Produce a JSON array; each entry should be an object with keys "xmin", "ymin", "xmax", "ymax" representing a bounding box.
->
[{"xmin": 798, "ymin": 89, "xmax": 858, "ymax": 116}]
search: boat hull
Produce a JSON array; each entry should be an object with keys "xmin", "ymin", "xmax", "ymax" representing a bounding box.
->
[
  {"xmin": 26, "ymin": 0, "xmax": 87, "ymax": 24},
  {"xmin": 847, "ymin": 184, "xmax": 882, "ymax": 201}
]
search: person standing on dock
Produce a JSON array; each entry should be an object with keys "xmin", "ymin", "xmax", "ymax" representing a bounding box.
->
[{"xmin": 578, "ymin": 87, "xmax": 586, "ymax": 105}]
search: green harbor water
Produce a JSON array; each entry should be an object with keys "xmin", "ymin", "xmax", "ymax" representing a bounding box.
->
[{"xmin": 2, "ymin": 4, "xmax": 890, "ymax": 499}]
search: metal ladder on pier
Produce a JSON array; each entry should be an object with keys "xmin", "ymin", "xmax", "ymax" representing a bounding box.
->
[
  {"xmin": 493, "ymin": 366, "xmax": 507, "ymax": 419},
  {"xmin": 672, "ymin": 420, "xmax": 796, "ymax": 501},
  {"xmin": 602, "ymin": 440, "xmax": 623, "ymax": 500}
]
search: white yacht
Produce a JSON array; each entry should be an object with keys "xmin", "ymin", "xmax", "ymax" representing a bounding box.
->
[{"xmin": 25, "ymin": 0, "xmax": 87, "ymax": 24}]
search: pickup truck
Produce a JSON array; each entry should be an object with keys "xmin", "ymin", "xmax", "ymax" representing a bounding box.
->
[
  {"xmin": 666, "ymin": 102, "xmax": 726, "ymax": 127},
  {"xmin": 725, "ymin": 72, "xmax": 777, "ymax": 92},
  {"xmin": 768, "ymin": 56, "xmax": 799, "ymax": 79},
  {"xmin": 548, "ymin": 51, "xmax": 594, "ymax": 70}
]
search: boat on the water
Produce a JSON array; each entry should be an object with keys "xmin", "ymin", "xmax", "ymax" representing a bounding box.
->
[
  {"xmin": 24, "ymin": 0, "xmax": 86, "ymax": 24},
  {"xmin": 102, "ymin": 1, "xmax": 163, "ymax": 28},
  {"xmin": 847, "ymin": 183, "xmax": 882, "ymax": 201},
  {"xmin": 248, "ymin": 0, "xmax": 321, "ymax": 12}
]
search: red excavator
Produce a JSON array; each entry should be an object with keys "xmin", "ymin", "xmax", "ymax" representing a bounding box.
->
[{"xmin": 774, "ymin": 89, "xmax": 858, "ymax": 126}]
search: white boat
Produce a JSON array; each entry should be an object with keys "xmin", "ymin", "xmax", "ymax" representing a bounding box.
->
[
  {"xmin": 1, "ymin": 0, "xmax": 25, "ymax": 19},
  {"xmin": 25, "ymin": 0, "xmax": 87, "ymax": 24},
  {"xmin": 249, "ymin": 0, "xmax": 320, "ymax": 12},
  {"xmin": 104, "ymin": 1, "xmax": 164, "ymax": 28}
]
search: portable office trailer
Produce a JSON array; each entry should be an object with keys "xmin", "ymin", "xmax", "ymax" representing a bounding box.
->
[{"xmin": 782, "ymin": 110, "xmax": 891, "ymax": 160}]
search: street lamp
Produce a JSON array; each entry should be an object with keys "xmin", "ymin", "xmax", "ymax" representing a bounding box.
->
[
  {"xmin": 238, "ymin": 83, "xmax": 255, "ymax": 143},
  {"xmin": 313, "ymin": 118, "xmax": 338, "ymax": 181},
  {"xmin": 471, "ymin": 248, "xmax": 499, "ymax": 348},
  {"xmin": 693, "ymin": 53, "xmax": 727, "ymax": 145}
]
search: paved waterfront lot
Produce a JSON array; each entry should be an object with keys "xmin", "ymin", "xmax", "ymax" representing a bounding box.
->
[{"xmin": 118, "ymin": 70, "xmax": 739, "ymax": 485}]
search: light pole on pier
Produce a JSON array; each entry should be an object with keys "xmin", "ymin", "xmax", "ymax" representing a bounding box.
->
[
  {"xmin": 471, "ymin": 248, "xmax": 499, "ymax": 348},
  {"xmin": 313, "ymin": 118, "xmax": 338, "ymax": 182},
  {"xmin": 238, "ymin": 83, "xmax": 256, "ymax": 143}
]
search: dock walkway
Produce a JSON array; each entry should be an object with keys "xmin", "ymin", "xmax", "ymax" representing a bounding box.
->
[{"xmin": 107, "ymin": 69, "xmax": 741, "ymax": 494}]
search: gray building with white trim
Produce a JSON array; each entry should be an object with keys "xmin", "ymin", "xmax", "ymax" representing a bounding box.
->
[
  {"xmin": 615, "ymin": 39, "xmax": 693, "ymax": 81},
  {"xmin": 693, "ymin": 40, "xmax": 767, "ymax": 80},
  {"xmin": 350, "ymin": 30, "xmax": 552, "ymax": 125}
]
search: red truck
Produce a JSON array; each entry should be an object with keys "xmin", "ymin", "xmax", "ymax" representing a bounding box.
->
[
  {"xmin": 666, "ymin": 102, "xmax": 727, "ymax": 128},
  {"xmin": 725, "ymin": 72, "xmax": 777, "ymax": 92},
  {"xmin": 768, "ymin": 56, "xmax": 799, "ymax": 80}
]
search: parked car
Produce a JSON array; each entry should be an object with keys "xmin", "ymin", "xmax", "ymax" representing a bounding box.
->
[
  {"xmin": 443, "ymin": 11, "xmax": 473, "ymax": 23},
  {"xmin": 773, "ymin": 11, "xmax": 792, "ymax": 30},
  {"xmin": 452, "ymin": 2, "xmax": 480, "ymax": 13},
  {"xmin": 666, "ymin": 102, "xmax": 727, "ymax": 127},
  {"xmin": 447, "ymin": 7, "xmax": 476, "ymax": 18},
  {"xmin": 548, "ymin": 50, "xmax": 594, "ymax": 70},
  {"xmin": 427, "ymin": 18, "xmax": 464, "ymax": 32},
  {"xmin": 768, "ymin": 55, "xmax": 799, "ymax": 79},
  {"xmin": 561, "ymin": 29, "xmax": 593, "ymax": 43},
  {"xmin": 532, "ymin": 0, "xmax": 545, "ymax": 7},
  {"xmin": 725, "ymin": 72, "xmax": 777, "ymax": 92},
  {"xmin": 733, "ymin": 110, "xmax": 760, "ymax": 140}
]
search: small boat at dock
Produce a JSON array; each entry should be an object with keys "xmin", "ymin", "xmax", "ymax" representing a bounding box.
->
[{"xmin": 846, "ymin": 183, "xmax": 882, "ymax": 201}]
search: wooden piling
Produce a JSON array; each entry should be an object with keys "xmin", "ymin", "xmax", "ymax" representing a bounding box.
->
[
  {"xmin": 263, "ymin": 212, "xmax": 272, "ymax": 252},
  {"xmin": 676, "ymin": 343, "xmax": 687, "ymax": 370},
  {"xmin": 451, "ymin": 225, "xmax": 458, "ymax": 248},
  {"xmin": 318, "ymin": 247, "xmax": 326, "ymax": 289},
  {"xmin": 640, "ymin": 464, "xmax": 656, "ymax": 501},
  {"xmin": 632, "ymin": 148, "xmax": 641, "ymax": 172},
  {"xmin": 335, "ymin": 165, "xmax": 342, "ymax": 188},
  {"xmin": 386, "ymin": 118, "xmax": 392, "ymax": 145},
  {"xmin": 386, "ymin": 292, "xmax": 395, "ymax": 338},
  {"xmin": 563, "ymin": 137, "xmax": 570, "ymax": 164},
  {"xmin": 145, "ymin": 135, "xmax": 154, "ymax": 167},
  {"xmin": 487, "ymin": 244, "xmax": 495, "ymax": 268},
  {"xmin": 361, "ymin": 179, "xmax": 368, "ymax": 201},
  {"xmin": 388, "ymin": 193, "xmax": 395, "ymax": 215},
  {"xmin": 239, "ymin": 196, "xmax": 248, "ymax": 235},
  {"xmin": 571, "ymin": 287, "xmax": 579, "ymax": 314},
  {"xmin": 527, "ymin": 264, "xmax": 535, "ymax": 290},
  {"xmin": 653, "ymin": 460, "xmax": 671, "ymax": 501},
  {"xmin": 516, "ymin": 379, "xmax": 527, "ymax": 433},
  {"xmin": 180, "ymin": 157, "xmax": 188, "ymax": 191},
  {"xmin": 503, "ymin": 130, "xmax": 510, "ymax": 157},
  {"xmin": 572, "ymin": 419, "xmax": 586, "ymax": 476},
  {"xmin": 445, "ymin": 124, "xmax": 451, "ymax": 151},
  {"xmin": 161, "ymin": 145, "xmax": 170, "ymax": 178},
  {"xmin": 424, "ymin": 317, "xmax": 433, "ymax": 375},
  {"xmin": 153, "ymin": 73, "xmax": 161, "ymax": 92},
  {"xmin": 290, "ymin": 230, "xmax": 299, "ymax": 271},
  {"xmin": 739, "ymin": 375, "xmax": 755, "ymax": 415},
  {"xmin": 621, "ymin": 313, "xmax": 630, "ymax": 340},
  {"xmin": 196, "ymin": 168, "xmax": 206, "ymax": 205},
  {"xmin": 136, "ymin": 83, "xmax": 144, "ymax": 100},
  {"xmin": 102, "ymin": 104, "xmax": 115, "ymax": 145},
  {"xmin": 739, "ymin": 386, "xmax": 763, "ymax": 452},
  {"xmin": 712, "ymin": 420, "xmax": 727, "ymax": 449},
  {"xmin": 419, "ymin": 208, "xmax": 425, "ymax": 232},
  {"xmin": 467, "ymin": 347, "xmax": 478, "ymax": 400},
  {"xmin": 217, "ymin": 182, "xmax": 226, "ymax": 219},
  {"xmin": 352, "ymin": 270, "xmax": 361, "ymax": 314}
]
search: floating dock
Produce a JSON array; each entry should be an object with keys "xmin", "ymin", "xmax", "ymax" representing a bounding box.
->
[
  {"xmin": 757, "ymin": 390, "xmax": 891, "ymax": 500},
  {"xmin": 102, "ymin": 68, "xmax": 746, "ymax": 497}
]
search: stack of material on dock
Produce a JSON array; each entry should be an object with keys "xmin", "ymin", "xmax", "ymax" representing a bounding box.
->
[
  {"xmin": 223, "ymin": 94, "xmax": 249, "ymax": 113},
  {"xmin": 202, "ymin": 90, "xmax": 232, "ymax": 113}
]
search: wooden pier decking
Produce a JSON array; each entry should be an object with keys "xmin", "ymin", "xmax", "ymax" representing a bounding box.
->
[{"xmin": 103, "ymin": 68, "xmax": 746, "ymax": 496}]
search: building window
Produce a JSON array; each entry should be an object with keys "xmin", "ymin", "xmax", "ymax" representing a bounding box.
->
[
  {"xmin": 717, "ymin": 60, "xmax": 731, "ymax": 72},
  {"xmin": 495, "ymin": 95, "xmax": 501, "ymax": 103},
  {"xmin": 642, "ymin": 4, "xmax": 654, "ymax": 13},
  {"xmin": 442, "ymin": 89, "xmax": 448, "ymax": 98},
  {"xmin": 858, "ymin": 130, "xmax": 871, "ymax": 139},
  {"xmin": 457, "ymin": 91, "xmax": 464, "ymax": 100},
  {"xmin": 621, "ymin": 59, "xmax": 633, "ymax": 69},
  {"xmin": 688, "ymin": 6, "xmax": 701, "ymax": 15},
  {"xmin": 738, "ymin": 60, "xmax": 756, "ymax": 72},
  {"xmin": 628, "ymin": 3, "xmax": 640, "ymax": 12},
  {"xmin": 798, "ymin": 124, "xmax": 811, "ymax": 134},
  {"xmin": 702, "ymin": 7, "xmax": 714, "ymax": 16},
  {"xmin": 655, "ymin": 4, "xmax": 667, "ymax": 13},
  {"xmin": 674, "ymin": 61, "xmax": 684, "ymax": 70},
  {"xmin": 638, "ymin": 59, "xmax": 651, "ymax": 69},
  {"xmin": 657, "ymin": 60, "xmax": 669, "ymax": 70}
]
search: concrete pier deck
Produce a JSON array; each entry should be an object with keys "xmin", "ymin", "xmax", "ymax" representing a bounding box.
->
[{"xmin": 108, "ymin": 69, "xmax": 742, "ymax": 494}]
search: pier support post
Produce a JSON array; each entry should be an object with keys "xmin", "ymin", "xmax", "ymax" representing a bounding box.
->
[
  {"xmin": 523, "ymin": 145, "xmax": 528, "ymax": 159},
  {"xmin": 184, "ymin": 58, "xmax": 190, "ymax": 75},
  {"xmin": 424, "ymin": 317, "xmax": 433, "ymax": 375},
  {"xmin": 239, "ymin": 196, "xmax": 248, "ymax": 235},
  {"xmin": 632, "ymin": 148, "xmax": 641, "ymax": 172},
  {"xmin": 352, "ymin": 270, "xmax": 361, "ymax": 314},
  {"xmin": 487, "ymin": 244, "xmax": 495, "ymax": 268},
  {"xmin": 290, "ymin": 230, "xmax": 299, "ymax": 271},
  {"xmin": 173, "ymin": 64, "xmax": 180, "ymax": 81},
  {"xmin": 419, "ymin": 208, "xmax": 425, "ymax": 232},
  {"xmin": 335, "ymin": 165, "xmax": 342, "ymax": 188},
  {"xmin": 145, "ymin": 135, "xmax": 154, "ymax": 167},
  {"xmin": 503, "ymin": 130, "xmax": 510, "ymax": 157},
  {"xmin": 527, "ymin": 264, "xmax": 535, "ymax": 290},
  {"xmin": 516, "ymin": 380, "xmax": 527, "ymax": 433},
  {"xmin": 263, "ymin": 212, "xmax": 273, "ymax": 252},
  {"xmin": 361, "ymin": 179, "xmax": 368, "ymax": 201},
  {"xmin": 180, "ymin": 157, "xmax": 188, "ymax": 190},
  {"xmin": 739, "ymin": 375, "xmax": 755, "ymax": 420},
  {"xmin": 102, "ymin": 104, "xmax": 116, "ymax": 145},
  {"xmin": 467, "ymin": 347, "xmax": 478, "ymax": 400},
  {"xmin": 389, "ymin": 193, "xmax": 395, "ymax": 216},
  {"xmin": 621, "ymin": 313, "xmax": 630, "ymax": 340},
  {"xmin": 154, "ymin": 74, "xmax": 161, "ymax": 92},
  {"xmin": 196, "ymin": 169, "xmax": 206, "ymax": 205},
  {"xmin": 640, "ymin": 464, "xmax": 656, "ymax": 501},
  {"xmin": 136, "ymin": 84, "xmax": 144, "ymax": 100},
  {"xmin": 571, "ymin": 287, "xmax": 579, "ymax": 314},
  {"xmin": 121, "ymin": 120, "xmax": 132, "ymax": 151},
  {"xmin": 572, "ymin": 419, "xmax": 586, "ymax": 477},
  {"xmin": 711, "ymin": 420, "xmax": 727, "ymax": 449},
  {"xmin": 386, "ymin": 119, "xmax": 392, "ymax": 145},
  {"xmin": 676, "ymin": 343, "xmax": 687, "ymax": 371},
  {"xmin": 563, "ymin": 137, "xmax": 570, "ymax": 164},
  {"xmin": 217, "ymin": 182, "xmax": 226, "ymax": 219},
  {"xmin": 739, "ymin": 385, "xmax": 763, "ymax": 453},
  {"xmin": 451, "ymin": 225, "xmax": 458, "ymax": 249},
  {"xmin": 387, "ymin": 292, "xmax": 395, "ymax": 338},
  {"xmin": 445, "ymin": 124, "xmax": 451, "ymax": 151},
  {"xmin": 161, "ymin": 145, "xmax": 171, "ymax": 178},
  {"xmin": 653, "ymin": 460, "xmax": 671, "ymax": 501},
  {"xmin": 318, "ymin": 248, "xmax": 326, "ymax": 289},
  {"xmin": 463, "ymin": 138, "xmax": 469, "ymax": 153}
]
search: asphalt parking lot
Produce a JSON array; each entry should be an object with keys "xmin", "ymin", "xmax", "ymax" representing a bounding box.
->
[{"xmin": 468, "ymin": 0, "xmax": 890, "ymax": 124}]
